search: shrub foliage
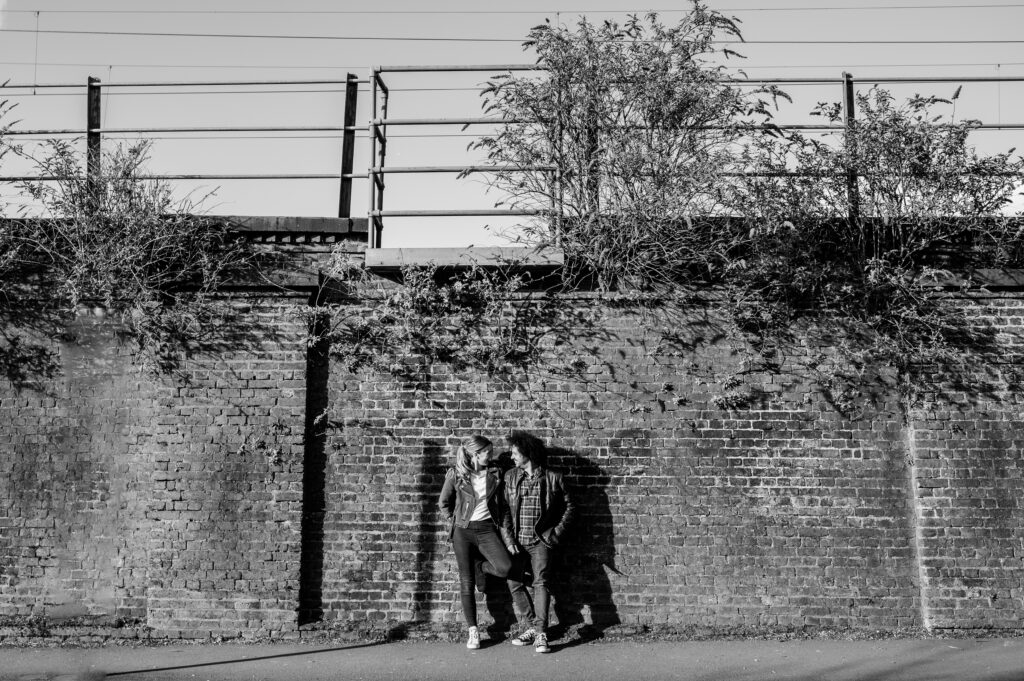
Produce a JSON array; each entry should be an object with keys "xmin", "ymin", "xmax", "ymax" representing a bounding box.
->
[
  {"xmin": 471, "ymin": 6, "xmax": 788, "ymax": 290},
  {"xmin": 1, "ymin": 138, "xmax": 261, "ymax": 376}
]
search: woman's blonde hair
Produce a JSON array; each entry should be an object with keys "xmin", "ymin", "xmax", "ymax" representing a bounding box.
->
[{"xmin": 454, "ymin": 435, "xmax": 493, "ymax": 481}]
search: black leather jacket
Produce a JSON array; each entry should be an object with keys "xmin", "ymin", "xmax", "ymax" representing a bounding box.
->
[
  {"xmin": 502, "ymin": 466, "xmax": 575, "ymax": 548},
  {"xmin": 438, "ymin": 466, "xmax": 514, "ymax": 545}
]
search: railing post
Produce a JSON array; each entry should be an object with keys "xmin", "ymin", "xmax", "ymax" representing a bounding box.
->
[
  {"xmin": 375, "ymin": 72, "xmax": 389, "ymax": 248},
  {"xmin": 368, "ymin": 70, "xmax": 378, "ymax": 247},
  {"xmin": 86, "ymin": 76, "xmax": 102, "ymax": 204},
  {"xmin": 338, "ymin": 72, "xmax": 359, "ymax": 219},
  {"xmin": 365, "ymin": 70, "xmax": 389, "ymax": 249},
  {"xmin": 842, "ymin": 72, "xmax": 859, "ymax": 225}
]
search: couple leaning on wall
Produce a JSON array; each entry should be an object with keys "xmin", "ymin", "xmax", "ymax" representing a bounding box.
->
[{"xmin": 438, "ymin": 431, "xmax": 575, "ymax": 653}]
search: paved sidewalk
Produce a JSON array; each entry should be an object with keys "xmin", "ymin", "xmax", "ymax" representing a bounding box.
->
[{"xmin": 2, "ymin": 638, "xmax": 1023, "ymax": 681}]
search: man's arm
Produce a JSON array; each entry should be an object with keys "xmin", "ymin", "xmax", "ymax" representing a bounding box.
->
[
  {"xmin": 551, "ymin": 472, "xmax": 576, "ymax": 542},
  {"xmin": 500, "ymin": 469, "xmax": 519, "ymax": 553}
]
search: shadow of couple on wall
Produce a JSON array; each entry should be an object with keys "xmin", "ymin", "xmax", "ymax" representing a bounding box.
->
[{"xmin": 547, "ymin": 446, "xmax": 622, "ymax": 646}]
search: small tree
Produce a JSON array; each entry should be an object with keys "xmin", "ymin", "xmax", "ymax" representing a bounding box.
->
[
  {"xmin": 3, "ymin": 139, "xmax": 261, "ymax": 375},
  {"xmin": 473, "ymin": 3, "xmax": 788, "ymax": 290},
  {"xmin": 734, "ymin": 87, "xmax": 1024, "ymax": 401}
]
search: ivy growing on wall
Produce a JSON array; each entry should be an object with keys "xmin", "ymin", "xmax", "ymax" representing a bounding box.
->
[{"xmin": 307, "ymin": 251, "xmax": 565, "ymax": 380}]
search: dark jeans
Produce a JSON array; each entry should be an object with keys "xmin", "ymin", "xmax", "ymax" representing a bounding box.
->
[
  {"xmin": 507, "ymin": 541, "xmax": 552, "ymax": 632},
  {"xmin": 452, "ymin": 520, "xmax": 512, "ymax": 628}
]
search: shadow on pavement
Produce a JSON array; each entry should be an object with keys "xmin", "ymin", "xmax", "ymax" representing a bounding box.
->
[{"xmin": 105, "ymin": 641, "xmax": 387, "ymax": 676}]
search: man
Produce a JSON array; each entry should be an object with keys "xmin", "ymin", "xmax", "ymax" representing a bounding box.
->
[{"xmin": 502, "ymin": 430, "xmax": 575, "ymax": 654}]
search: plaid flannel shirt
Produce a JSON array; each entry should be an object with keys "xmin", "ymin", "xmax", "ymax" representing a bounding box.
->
[{"xmin": 515, "ymin": 468, "xmax": 544, "ymax": 546}]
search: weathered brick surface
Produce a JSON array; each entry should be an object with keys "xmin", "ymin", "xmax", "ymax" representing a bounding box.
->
[
  {"xmin": 2, "ymin": 270, "xmax": 1023, "ymax": 640},
  {"xmin": 1, "ymin": 293, "xmax": 310, "ymax": 639},
  {"xmin": 142, "ymin": 295, "xmax": 308, "ymax": 639},
  {"xmin": 0, "ymin": 314, "xmax": 156, "ymax": 623},
  {"xmin": 909, "ymin": 293, "xmax": 1024, "ymax": 631}
]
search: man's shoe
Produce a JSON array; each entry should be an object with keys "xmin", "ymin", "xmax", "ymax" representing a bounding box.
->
[
  {"xmin": 534, "ymin": 631, "xmax": 550, "ymax": 653},
  {"xmin": 466, "ymin": 626, "xmax": 480, "ymax": 650},
  {"xmin": 474, "ymin": 560, "xmax": 487, "ymax": 593},
  {"xmin": 510, "ymin": 628, "xmax": 536, "ymax": 646}
]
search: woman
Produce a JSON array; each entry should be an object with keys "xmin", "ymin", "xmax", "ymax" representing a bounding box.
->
[{"xmin": 438, "ymin": 435, "xmax": 515, "ymax": 650}]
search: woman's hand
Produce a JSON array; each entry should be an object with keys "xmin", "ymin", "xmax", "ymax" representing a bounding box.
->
[{"xmin": 507, "ymin": 543, "xmax": 520, "ymax": 555}]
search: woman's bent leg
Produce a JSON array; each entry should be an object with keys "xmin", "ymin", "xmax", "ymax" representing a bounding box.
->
[{"xmin": 476, "ymin": 523, "xmax": 512, "ymax": 578}]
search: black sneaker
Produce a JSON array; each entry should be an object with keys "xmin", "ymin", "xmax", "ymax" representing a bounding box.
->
[
  {"xmin": 510, "ymin": 628, "xmax": 536, "ymax": 646},
  {"xmin": 534, "ymin": 631, "xmax": 550, "ymax": 653}
]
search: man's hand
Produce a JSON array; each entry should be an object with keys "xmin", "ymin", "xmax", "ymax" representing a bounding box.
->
[{"xmin": 507, "ymin": 543, "xmax": 520, "ymax": 555}]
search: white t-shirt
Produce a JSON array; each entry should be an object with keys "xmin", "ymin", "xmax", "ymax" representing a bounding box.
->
[{"xmin": 469, "ymin": 471, "xmax": 490, "ymax": 521}]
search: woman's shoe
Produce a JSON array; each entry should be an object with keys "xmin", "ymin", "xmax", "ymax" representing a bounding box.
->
[{"xmin": 466, "ymin": 626, "xmax": 481, "ymax": 650}]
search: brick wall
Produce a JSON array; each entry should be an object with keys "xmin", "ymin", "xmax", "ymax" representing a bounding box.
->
[
  {"xmin": 142, "ymin": 295, "xmax": 308, "ymax": 639},
  {"xmin": 2, "ymin": 268, "xmax": 1023, "ymax": 640},
  {"xmin": 313, "ymin": 293, "xmax": 928, "ymax": 636},
  {"xmin": 909, "ymin": 292, "xmax": 1024, "ymax": 631},
  {"xmin": 0, "ymin": 315, "xmax": 156, "ymax": 625},
  {"xmin": 1, "ymin": 293, "xmax": 310, "ymax": 640}
]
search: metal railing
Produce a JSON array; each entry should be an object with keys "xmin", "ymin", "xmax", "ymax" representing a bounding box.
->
[
  {"xmin": 362, "ymin": 68, "xmax": 1024, "ymax": 248},
  {"xmin": 1, "ymin": 75, "xmax": 367, "ymax": 219},
  {"xmin": 3, "ymin": 69, "xmax": 1024, "ymax": 244},
  {"xmin": 365, "ymin": 64, "xmax": 568, "ymax": 248}
]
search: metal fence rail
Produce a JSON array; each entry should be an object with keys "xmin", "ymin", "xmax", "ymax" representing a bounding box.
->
[
  {"xmin": 2, "ymin": 70, "xmax": 1024, "ymax": 246},
  {"xmin": 1, "ymin": 74, "xmax": 365, "ymax": 219},
  {"xmin": 363, "ymin": 68, "xmax": 1024, "ymax": 248}
]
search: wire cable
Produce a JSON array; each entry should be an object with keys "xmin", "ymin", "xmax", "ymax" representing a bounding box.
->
[
  {"xmin": 0, "ymin": 4, "xmax": 1022, "ymax": 13},
  {"xmin": 4, "ymin": 59, "xmax": 1024, "ymax": 74},
  {"xmin": 0, "ymin": 28, "xmax": 525, "ymax": 42},
  {"xmin": 5, "ymin": 27, "xmax": 1024, "ymax": 45}
]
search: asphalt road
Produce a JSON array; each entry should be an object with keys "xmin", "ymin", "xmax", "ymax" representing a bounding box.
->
[{"xmin": 2, "ymin": 638, "xmax": 1023, "ymax": 681}]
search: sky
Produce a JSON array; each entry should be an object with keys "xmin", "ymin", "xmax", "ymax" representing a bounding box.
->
[{"xmin": 1, "ymin": 0, "xmax": 1023, "ymax": 247}]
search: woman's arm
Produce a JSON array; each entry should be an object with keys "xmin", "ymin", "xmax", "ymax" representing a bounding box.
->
[
  {"xmin": 438, "ymin": 468, "xmax": 457, "ymax": 521},
  {"xmin": 500, "ymin": 470, "xmax": 519, "ymax": 553}
]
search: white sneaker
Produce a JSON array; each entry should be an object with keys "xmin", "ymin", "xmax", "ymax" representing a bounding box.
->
[
  {"xmin": 510, "ymin": 628, "xmax": 536, "ymax": 646},
  {"xmin": 466, "ymin": 626, "xmax": 481, "ymax": 650},
  {"xmin": 534, "ymin": 631, "xmax": 550, "ymax": 653}
]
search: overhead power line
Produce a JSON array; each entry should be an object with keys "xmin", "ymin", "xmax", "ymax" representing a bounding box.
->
[
  {"xmin": 0, "ymin": 28, "xmax": 523, "ymax": 42},
  {"xmin": 718, "ymin": 2, "xmax": 1024, "ymax": 9},
  {"xmin": 4, "ymin": 59, "xmax": 1024, "ymax": 73},
  {"xmin": 0, "ymin": 3, "xmax": 1022, "ymax": 12},
  {"xmin": 4, "ymin": 26, "xmax": 1024, "ymax": 45},
  {"xmin": 737, "ymin": 61, "xmax": 1024, "ymax": 70}
]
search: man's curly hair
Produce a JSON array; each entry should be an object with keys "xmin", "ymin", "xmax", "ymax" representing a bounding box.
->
[{"xmin": 506, "ymin": 430, "xmax": 546, "ymax": 467}]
